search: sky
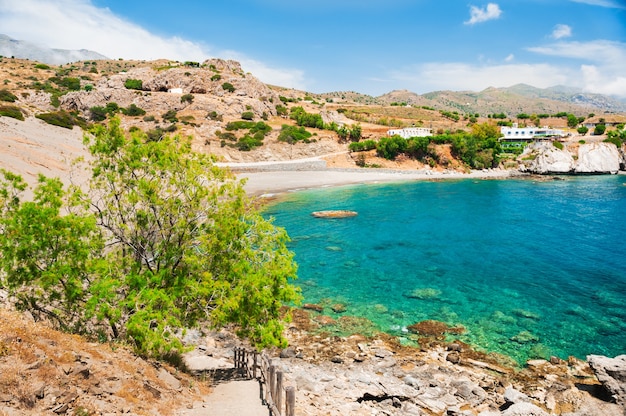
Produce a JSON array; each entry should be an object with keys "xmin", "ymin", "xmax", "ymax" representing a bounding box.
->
[{"xmin": 0, "ymin": 0, "xmax": 625, "ymax": 98}]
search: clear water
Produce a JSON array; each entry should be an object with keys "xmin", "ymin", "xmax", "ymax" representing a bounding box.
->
[{"xmin": 262, "ymin": 176, "xmax": 626, "ymax": 364}]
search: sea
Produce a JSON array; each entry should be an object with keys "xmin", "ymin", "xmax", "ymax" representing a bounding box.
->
[{"xmin": 262, "ymin": 175, "xmax": 626, "ymax": 365}]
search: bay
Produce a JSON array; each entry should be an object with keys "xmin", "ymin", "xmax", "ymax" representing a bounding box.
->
[{"xmin": 263, "ymin": 175, "xmax": 626, "ymax": 364}]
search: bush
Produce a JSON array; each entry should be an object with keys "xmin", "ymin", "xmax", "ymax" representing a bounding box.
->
[
  {"xmin": 210, "ymin": 74, "xmax": 221, "ymax": 81},
  {"xmin": 235, "ymin": 134, "xmax": 264, "ymax": 151},
  {"xmin": 0, "ymin": 105, "xmax": 24, "ymax": 120},
  {"xmin": 122, "ymin": 104, "xmax": 146, "ymax": 117},
  {"xmin": 348, "ymin": 139, "xmax": 376, "ymax": 152},
  {"xmin": 376, "ymin": 135, "xmax": 407, "ymax": 160},
  {"xmin": 84, "ymin": 84, "xmax": 93, "ymax": 92},
  {"xmin": 593, "ymin": 124, "xmax": 606, "ymax": 135},
  {"xmin": 180, "ymin": 94, "xmax": 194, "ymax": 104},
  {"xmin": 143, "ymin": 115, "xmax": 156, "ymax": 122},
  {"xmin": 162, "ymin": 109, "xmax": 178, "ymax": 123},
  {"xmin": 124, "ymin": 78, "xmax": 143, "ymax": 90},
  {"xmin": 577, "ymin": 126, "xmax": 589, "ymax": 136},
  {"xmin": 604, "ymin": 137, "xmax": 622, "ymax": 148},
  {"xmin": 222, "ymin": 82, "xmax": 235, "ymax": 93},
  {"xmin": 207, "ymin": 111, "xmax": 222, "ymax": 121},
  {"xmin": 276, "ymin": 105, "xmax": 288, "ymax": 117},
  {"xmin": 553, "ymin": 141, "xmax": 564, "ymax": 150},
  {"xmin": 34, "ymin": 63, "xmax": 50, "ymax": 70},
  {"xmin": 241, "ymin": 111, "xmax": 254, "ymax": 120},
  {"xmin": 0, "ymin": 89, "xmax": 17, "ymax": 102},
  {"xmin": 89, "ymin": 106, "xmax": 108, "ymax": 121},
  {"xmin": 36, "ymin": 110, "xmax": 83, "ymax": 129},
  {"xmin": 277, "ymin": 125, "xmax": 312, "ymax": 144}
]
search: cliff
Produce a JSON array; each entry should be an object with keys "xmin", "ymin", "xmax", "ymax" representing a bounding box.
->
[{"xmin": 518, "ymin": 141, "xmax": 625, "ymax": 175}]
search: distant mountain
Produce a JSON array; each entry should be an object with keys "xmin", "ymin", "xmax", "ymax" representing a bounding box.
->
[
  {"xmin": 374, "ymin": 84, "xmax": 626, "ymax": 116},
  {"xmin": 0, "ymin": 34, "xmax": 108, "ymax": 65}
]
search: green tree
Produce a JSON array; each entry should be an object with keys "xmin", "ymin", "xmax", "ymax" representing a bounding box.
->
[
  {"xmin": 376, "ymin": 135, "xmax": 407, "ymax": 160},
  {"xmin": 593, "ymin": 124, "xmax": 606, "ymax": 135},
  {"xmin": 124, "ymin": 79, "xmax": 143, "ymax": 90},
  {"xmin": 349, "ymin": 124, "xmax": 362, "ymax": 142},
  {"xmin": 222, "ymin": 82, "xmax": 235, "ymax": 93},
  {"xmin": 577, "ymin": 126, "xmax": 589, "ymax": 136},
  {"xmin": 567, "ymin": 114, "xmax": 579, "ymax": 128},
  {"xmin": 180, "ymin": 94, "xmax": 194, "ymax": 104},
  {"xmin": 0, "ymin": 171, "xmax": 102, "ymax": 333},
  {"xmin": 84, "ymin": 119, "xmax": 300, "ymax": 355}
]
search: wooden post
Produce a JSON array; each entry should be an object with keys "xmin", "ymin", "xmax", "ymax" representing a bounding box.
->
[
  {"xmin": 276, "ymin": 371, "xmax": 283, "ymax": 412},
  {"xmin": 269, "ymin": 365, "xmax": 276, "ymax": 407},
  {"xmin": 285, "ymin": 386, "xmax": 295, "ymax": 416},
  {"xmin": 253, "ymin": 352, "xmax": 258, "ymax": 379}
]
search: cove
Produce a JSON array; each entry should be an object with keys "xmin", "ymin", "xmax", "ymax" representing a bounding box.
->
[{"xmin": 263, "ymin": 175, "xmax": 626, "ymax": 364}]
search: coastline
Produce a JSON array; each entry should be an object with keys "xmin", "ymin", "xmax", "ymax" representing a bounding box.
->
[{"xmin": 232, "ymin": 166, "xmax": 518, "ymax": 196}]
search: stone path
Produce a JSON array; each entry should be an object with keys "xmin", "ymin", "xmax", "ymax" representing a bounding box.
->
[{"xmin": 178, "ymin": 380, "xmax": 269, "ymax": 416}]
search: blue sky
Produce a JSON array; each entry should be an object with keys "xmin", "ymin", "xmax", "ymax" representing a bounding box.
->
[{"xmin": 0, "ymin": 0, "xmax": 625, "ymax": 97}]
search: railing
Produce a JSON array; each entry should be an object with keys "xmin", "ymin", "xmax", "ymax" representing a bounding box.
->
[{"xmin": 234, "ymin": 347, "xmax": 296, "ymax": 416}]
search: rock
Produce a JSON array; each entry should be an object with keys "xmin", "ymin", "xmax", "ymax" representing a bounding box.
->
[
  {"xmin": 574, "ymin": 143, "xmax": 621, "ymax": 174},
  {"xmin": 448, "ymin": 343, "xmax": 463, "ymax": 352},
  {"xmin": 587, "ymin": 354, "xmax": 626, "ymax": 405},
  {"xmin": 331, "ymin": 355, "xmax": 344, "ymax": 364},
  {"xmin": 447, "ymin": 351, "xmax": 461, "ymax": 364},
  {"xmin": 519, "ymin": 142, "xmax": 574, "ymax": 174},
  {"xmin": 280, "ymin": 347, "xmax": 298, "ymax": 359},
  {"xmin": 504, "ymin": 387, "xmax": 530, "ymax": 404},
  {"xmin": 303, "ymin": 303, "xmax": 323, "ymax": 312},
  {"xmin": 501, "ymin": 402, "xmax": 549, "ymax": 415},
  {"xmin": 157, "ymin": 368, "xmax": 181, "ymax": 391}
]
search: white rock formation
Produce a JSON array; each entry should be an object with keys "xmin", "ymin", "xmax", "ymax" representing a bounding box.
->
[
  {"xmin": 518, "ymin": 141, "xmax": 623, "ymax": 174},
  {"xmin": 574, "ymin": 142, "xmax": 621, "ymax": 174}
]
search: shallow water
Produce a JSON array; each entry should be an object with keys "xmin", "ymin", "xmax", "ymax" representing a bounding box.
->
[{"xmin": 263, "ymin": 175, "xmax": 626, "ymax": 364}]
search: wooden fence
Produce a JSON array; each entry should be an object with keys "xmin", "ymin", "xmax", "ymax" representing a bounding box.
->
[{"xmin": 234, "ymin": 347, "xmax": 296, "ymax": 416}]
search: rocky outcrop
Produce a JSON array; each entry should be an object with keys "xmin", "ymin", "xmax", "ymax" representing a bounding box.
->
[
  {"xmin": 59, "ymin": 58, "xmax": 281, "ymax": 121},
  {"xmin": 587, "ymin": 354, "xmax": 626, "ymax": 405},
  {"xmin": 519, "ymin": 141, "xmax": 623, "ymax": 174}
]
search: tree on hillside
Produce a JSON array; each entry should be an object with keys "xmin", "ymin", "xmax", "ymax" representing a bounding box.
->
[{"xmin": 0, "ymin": 118, "xmax": 301, "ymax": 358}]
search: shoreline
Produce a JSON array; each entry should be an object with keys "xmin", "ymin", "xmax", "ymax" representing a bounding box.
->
[{"xmin": 234, "ymin": 167, "xmax": 519, "ymax": 196}]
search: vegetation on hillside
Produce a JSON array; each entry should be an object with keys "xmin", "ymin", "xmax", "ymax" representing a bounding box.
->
[{"xmin": 0, "ymin": 118, "xmax": 301, "ymax": 359}]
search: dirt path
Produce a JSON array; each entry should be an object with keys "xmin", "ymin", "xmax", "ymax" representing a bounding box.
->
[{"xmin": 178, "ymin": 380, "xmax": 269, "ymax": 416}]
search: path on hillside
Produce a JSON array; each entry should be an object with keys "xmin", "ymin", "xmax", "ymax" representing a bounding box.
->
[{"xmin": 177, "ymin": 380, "xmax": 269, "ymax": 416}]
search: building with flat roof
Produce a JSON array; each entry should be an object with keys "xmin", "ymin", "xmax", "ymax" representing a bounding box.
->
[{"xmin": 387, "ymin": 127, "xmax": 432, "ymax": 138}]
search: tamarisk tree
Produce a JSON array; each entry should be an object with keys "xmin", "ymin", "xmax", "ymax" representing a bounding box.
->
[{"xmin": 0, "ymin": 118, "xmax": 300, "ymax": 358}]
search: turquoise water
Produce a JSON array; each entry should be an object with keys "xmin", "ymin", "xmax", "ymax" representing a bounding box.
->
[{"xmin": 263, "ymin": 176, "xmax": 626, "ymax": 364}]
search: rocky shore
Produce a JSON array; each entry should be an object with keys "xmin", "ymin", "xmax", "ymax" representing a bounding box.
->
[{"xmin": 187, "ymin": 308, "xmax": 626, "ymax": 416}]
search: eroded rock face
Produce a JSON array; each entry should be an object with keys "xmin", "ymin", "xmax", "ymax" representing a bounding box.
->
[
  {"xmin": 518, "ymin": 141, "xmax": 622, "ymax": 174},
  {"xmin": 575, "ymin": 143, "xmax": 621, "ymax": 174},
  {"xmin": 587, "ymin": 354, "xmax": 626, "ymax": 405}
]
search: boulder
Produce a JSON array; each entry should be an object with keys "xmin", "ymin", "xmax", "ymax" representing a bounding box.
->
[
  {"xmin": 519, "ymin": 142, "xmax": 574, "ymax": 174},
  {"xmin": 587, "ymin": 354, "xmax": 626, "ymax": 405},
  {"xmin": 502, "ymin": 402, "xmax": 549, "ymax": 415},
  {"xmin": 574, "ymin": 143, "xmax": 621, "ymax": 173}
]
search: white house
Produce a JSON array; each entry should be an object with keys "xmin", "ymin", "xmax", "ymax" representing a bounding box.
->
[
  {"xmin": 387, "ymin": 127, "xmax": 432, "ymax": 139},
  {"xmin": 500, "ymin": 124, "xmax": 565, "ymax": 141},
  {"xmin": 168, "ymin": 88, "xmax": 183, "ymax": 94}
]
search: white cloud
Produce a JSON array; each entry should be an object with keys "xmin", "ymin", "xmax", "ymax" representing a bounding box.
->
[
  {"xmin": 504, "ymin": 54, "xmax": 515, "ymax": 62},
  {"xmin": 464, "ymin": 3, "xmax": 502, "ymax": 25},
  {"xmin": 570, "ymin": 0, "xmax": 626, "ymax": 9},
  {"xmin": 527, "ymin": 40, "xmax": 626, "ymax": 97},
  {"xmin": 0, "ymin": 0, "xmax": 306, "ymax": 89},
  {"xmin": 389, "ymin": 62, "xmax": 570, "ymax": 92},
  {"xmin": 551, "ymin": 24, "xmax": 572, "ymax": 40}
]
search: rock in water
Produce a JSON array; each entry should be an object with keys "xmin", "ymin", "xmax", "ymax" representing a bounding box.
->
[
  {"xmin": 311, "ymin": 210, "xmax": 357, "ymax": 218},
  {"xmin": 587, "ymin": 354, "xmax": 626, "ymax": 406}
]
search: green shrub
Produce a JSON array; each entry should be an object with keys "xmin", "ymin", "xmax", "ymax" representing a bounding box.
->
[
  {"xmin": 276, "ymin": 105, "xmax": 288, "ymax": 116},
  {"xmin": 577, "ymin": 126, "xmax": 589, "ymax": 136},
  {"xmin": 604, "ymin": 137, "xmax": 622, "ymax": 148},
  {"xmin": 162, "ymin": 109, "xmax": 178, "ymax": 123},
  {"xmin": 241, "ymin": 111, "xmax": 254, "ymax": 120},
  {"xmin": 207, "ymin": 111, "xmax": 222, "ymax": 121},
  {"xmin": 211, "ymin": 74, "xmax": 221, "ymax": 81},
  {"xmin": 143, "ymin": 115, "xmax": 156, "ymax": 122},
  {"xmin": 593, "ymin": 124, "xmax": 606, "ymax": 135},
  {"xmin": 181, "ymin": 94, "xmax": 194, "ymax": 104},
  {"xmin": 89, "ymin": 106, "xmax": 108, "ymax": 121},
  {"xmin": 122, "ymin": 104, "xmax": 146, "ymax": 117},
  {"xmin": 222, "ymin": 82, "xmax": 235, "ymax": 93},
  {"xmin": 578, "ymin": 140, "xmax": 586, "ymax": 144},
  {"xmin": 34, "ymin": 63, "xmax": 50, "ymax": 70},
  {"xmin": 277, "ymin": 125, "xmax": 312, "ymax": 144},
  {"xmin": 553, "ymin": 141, "xmax": 564, "ymax": 150},
  {"xmin": 348, "ymin": 140, "xmax": 376, "ymax": 152},
  {"xmin": 0, "ymin": 89, "xmax": 17, "ymax": 102},
  {"xmin": 235, "ymin": 134, "xmax": 263, "ymax": 151},
  {"xmin": 0, "ymin": 105, "xmax": 24, "ymax": 120},
  {"xmin": 376, "ymin": 135, "xmax": 407, "ymax": 160},
  {"xmin": 36, "ymin": 110, "xmax": 83, "ymax": 129},
  {"xmin": 84, "ymin": 84, "xmax": 93, "ymax": 92},
  {"xmin": 124, "ymin": 78, "xmax": 143, "ymax": 90},
  {"xmin": 226, "ymin": 121, "xmax": 256, "ymax": 131}
]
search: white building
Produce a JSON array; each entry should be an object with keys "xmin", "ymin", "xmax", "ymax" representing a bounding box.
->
[
  {"xmin": 387, "ymin": 127, "xmax": 432, "ymax": 139},
  {"xmin": 500, "ymin": 124, "xmax": 565, "ymax": 141}
]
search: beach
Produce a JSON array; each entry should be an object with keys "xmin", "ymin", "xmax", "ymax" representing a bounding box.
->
[{"xmin": 232, "ymin": 165, "xmax": 515, "ymax": 195}]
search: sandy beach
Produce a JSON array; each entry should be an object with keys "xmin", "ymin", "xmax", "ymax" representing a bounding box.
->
[{"xmin": 234, "ymin": 167, "xmax": 515, "ymax": 196}]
